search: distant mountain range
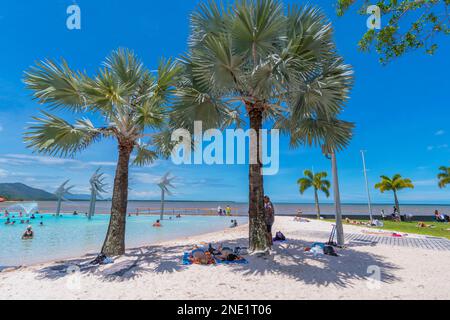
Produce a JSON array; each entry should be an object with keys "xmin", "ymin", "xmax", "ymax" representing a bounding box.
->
[{"xmin": 0, "ymin": 183, "xmax": 90, "ymax": 201}]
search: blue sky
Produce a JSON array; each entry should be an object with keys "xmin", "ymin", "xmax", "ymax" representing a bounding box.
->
[{"xmin": 0, "ymin": 0, "xmax": 449, "ymax": 204}]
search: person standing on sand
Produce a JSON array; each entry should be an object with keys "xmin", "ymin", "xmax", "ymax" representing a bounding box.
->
[
  {"xmin": 226, "ymin": 205, "xmax": 232, "ymax": 216},
  {"xmin": 264, "ymin": 196, "xmax": 275, "ymax": 247}
]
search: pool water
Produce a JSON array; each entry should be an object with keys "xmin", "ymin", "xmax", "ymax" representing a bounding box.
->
[{"xmin": 0, "ymin": 214, "xmax": 247, "ymax": 267}]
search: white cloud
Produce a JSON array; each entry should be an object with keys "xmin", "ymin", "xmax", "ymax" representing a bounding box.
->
[
  {"xmin": 427, "ymin": 144, "xmax": 448, "ymax": 151},
  {"xmin": 413, "ymin": 179, "xmax": 436, "ymax": 187},
  {"xmin": 132, "ymin": 173, "xmax": 160, "ymax": 184},
  {"xmin": 87, "ymin": 161, "xmax": 117, "ymax": 167},
  {"xmin": 0, "ymin": 154, "xmax": 117, "ymax": 168},
  {"xmin": 0, "ymin": 169, "xmax": 8, "ymax": 178},
  {"xmin": 129, "ymin": 190, "xmax": 160, "ymax": 199},
  {"xmin": 435, "ymin": 130, "xmax": 445, "ymax": 136}
]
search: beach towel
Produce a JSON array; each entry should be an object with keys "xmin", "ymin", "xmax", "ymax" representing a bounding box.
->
[
  {"xmin": 182, "ymin": 252, "xmax": 192, "ymax": 265},
  {"xmin": 214, "ymin": 257, "xmax": 248, "ymax": 264}
]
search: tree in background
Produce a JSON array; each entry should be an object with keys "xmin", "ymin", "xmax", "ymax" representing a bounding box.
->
[
  {"xmin": 297, "ymin": 170, "xmax": 331, "ymax": 219},
  {"xmin": 438, "ymin": 166, "xmax": 450, "ymax": 188},
  {"xmin": 337, "ymin": 0, "xmax": 450, "ymax": 63},
  {"xmin": 375, "ymin": 174, "xmax": 414, "ymax": 213},
  {"xmin": 24, "ymin": 49, "xmax": 180, "ymax": 256}
]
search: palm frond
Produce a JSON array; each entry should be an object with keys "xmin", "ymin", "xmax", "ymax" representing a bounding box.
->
[
  {"xmin": 24, "ymin": 59, "xmax": 86, "ymax": 111},
  {"xmin": 24, "ymin": 111, "xmax": 107, "ymax": 157}
]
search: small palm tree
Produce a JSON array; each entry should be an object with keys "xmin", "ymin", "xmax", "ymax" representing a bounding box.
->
[
  {"xmin": 171, "ymin": 0, "xmax": 351, "ymax": 252},
  {"xmin": 291, "ymin": 117, "xmax": 354, "ymax": 246},
  {"xmin": 375, "ymin": 174, "xmax": 414, "ymax": 214},
  {"xmin": 23, "ymin": 48, "xmax": 180, "ymax": 256},
  {"xmin": 297, "ymin": 170, "xmax": 331, "ymax": 219},
  {"xmin": 88, "ymin": 168, "xmax": 108, "ymax": 220},
  {"xmin": 438, "ymin": 166, "xmax": 450, "ymax": 188}
]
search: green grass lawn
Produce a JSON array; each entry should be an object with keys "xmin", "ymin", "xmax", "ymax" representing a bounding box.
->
[{"xmin": 325, "ymin": 219, "xmax": 450, "ymax": 239}]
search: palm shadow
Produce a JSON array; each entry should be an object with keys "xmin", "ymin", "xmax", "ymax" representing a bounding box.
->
[{"xmin": 35, "ymin": 236, "xmax": 400, "ymax": 287}]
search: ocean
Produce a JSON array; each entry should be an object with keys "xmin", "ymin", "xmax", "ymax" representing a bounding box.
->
[{"xmin": 1, "ymin": 200, "xmax": 446, "ymax": 216}]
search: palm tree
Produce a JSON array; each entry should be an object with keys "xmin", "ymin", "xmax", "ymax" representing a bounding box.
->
[
  {"xmin": 375, "ymin": 174, "xmax": 414, "ymax": 214},
  {"xmin": 297, "ymin": 170, "xmax": 331, "ymax": 219},
  {"xmin": 438, "ymin": 166, "xmax": 450, "ymax": 188},
  {"xmin": 54, "ymin": 180, "xmax": 75, "ymax": 216},
  {"xmin": 23, "ymin": 49, "xmax": 180, "ymax": 256},
  {"xmin": 170, "ymin": 0, "xmax": 351, "ymax": 252},
  {"xmin": 88, "ymin": 168, "xmax": 107, "ymax": 220},
  {"xmin": 291, "ymin": 117, "xmax": 354, "ymax": 246},
  {"xmin": 158, "ymin": 172, "xmax": 176, "ymax": 220}
]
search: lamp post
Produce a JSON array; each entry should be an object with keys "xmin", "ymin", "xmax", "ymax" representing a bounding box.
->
[{"xmin": 360, "ymin": 150, "xmax": 373, "ymax": 221}]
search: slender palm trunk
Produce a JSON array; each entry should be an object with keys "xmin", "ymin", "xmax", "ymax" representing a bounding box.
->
[
  {"xmin": 393, "ymin": 190, "xmax": 400, "ymax": 214},
  {"xmin": 314, "ymin": 189, "xmax": 321, "ymax": 219},
  {"xmin": 56, "ymin": 197, "xmax": 62, "ymax": 216},
  {"xmin": 101, "ymin": 142, "xmax": 132, "ymax": 256},
  {"xmin": 88, "ymin": 191, "xmax": 96, "ymax": 220},
  {"xmin": 248, "ymin": 107, "xmax": 269, "ymax": 252},
  {"xmin": 331, "ymin": 152, "xmax": 344, "ymax": 246},
  {"xmin": 160, "ymin": 189, "xmax": 165, "ymax": 221}
]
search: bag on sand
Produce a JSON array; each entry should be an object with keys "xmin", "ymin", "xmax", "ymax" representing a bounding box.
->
[
  {"xmin": 275, "ymin": 231, "xmax": 286, "ymax": 241},
  {"xmin": 323, "ymin": 245, "xmax": 338, "ymax": 257}
]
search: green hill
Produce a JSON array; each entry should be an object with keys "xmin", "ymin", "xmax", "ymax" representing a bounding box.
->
[{"xmin": 0, "ymin": 183, "xmax": 57, "ymax": 201}]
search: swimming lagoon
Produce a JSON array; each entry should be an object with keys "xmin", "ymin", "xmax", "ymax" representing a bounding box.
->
[{"xmin": 0, "ymin": 214, "xmax": 246, "ymax": 267}]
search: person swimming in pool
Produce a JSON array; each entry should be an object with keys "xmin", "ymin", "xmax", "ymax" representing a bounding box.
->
[
  {"xmin": 153, "ymin": 220, "xmax": 162, "ymax": 227},
  {"xmin": 22, "ymin": 225, "xmax": 34, "ymax": 240}
]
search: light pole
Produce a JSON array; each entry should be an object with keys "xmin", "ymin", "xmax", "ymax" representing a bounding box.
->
[{"xmin": 360, "ymin": 150, "xmax": 373, "ymax": 221}]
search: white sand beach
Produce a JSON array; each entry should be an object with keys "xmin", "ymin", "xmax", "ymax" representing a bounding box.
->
[{"xmin": 1, "ymin": 216, "xmax": 449, "ymax": 300}]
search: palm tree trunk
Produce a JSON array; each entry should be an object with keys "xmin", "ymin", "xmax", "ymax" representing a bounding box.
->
[
  {"xmin": 160, "ymin": 189, "xmax": 165, "ymax": 221},
  {"xmin": 331, "ymin": 152, "xmax": 344, "ymax": 246},
  {"xmin": 56, "ymin": 197, "xmax": 62, "ymax": 216},
  {"xmin": 88, "ymin": 191, "xmax": 96, "ymax": 220},
  {"xmin": 248, "ymin": 107, "xmax": 269, "ymax": 252},
  {"xmin": 101, "ymin": 142, "xmax": 132, "ymax": 256},
  {"xmin": 393, "ymin": 190, "xmax": 400, "ymax": 214},
  {"xmin": 314, "ymin": 189, "xmax": 321, "ymax": 219}
]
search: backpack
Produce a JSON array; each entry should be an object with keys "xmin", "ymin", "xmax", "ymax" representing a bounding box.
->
[
  {"xmin": 323, "ymin": 245, "xmax": 338, "ymax": 257},
  {"xmin": 275, "ymin": 231, "xmax": 286, "ymax": 241}
]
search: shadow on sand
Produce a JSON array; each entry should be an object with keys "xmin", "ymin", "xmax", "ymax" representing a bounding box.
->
[{"xmin": 35, "ymin": 237, "xmax": 400, "ymax": 288}]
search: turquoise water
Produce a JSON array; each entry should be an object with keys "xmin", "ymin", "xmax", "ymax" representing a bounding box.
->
[{"xmin": 0, "ymin": 214, "xmax": 247, "ymax": 267}]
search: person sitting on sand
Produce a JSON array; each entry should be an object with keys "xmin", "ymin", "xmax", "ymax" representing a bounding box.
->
[
  {"xmin": 229, "ymin": 219, "xmax": 238, "ymax": 228},
  {"xmin": 22, "ymin": 225, "xmax": 34, "ymax": 240},
  {"xmin": 153, "ymin": 220, "xmax": 162, "ymax": 227},
  {"xmin": 294, "ymin": 209, "xmax": 303, "ymax": 221}
]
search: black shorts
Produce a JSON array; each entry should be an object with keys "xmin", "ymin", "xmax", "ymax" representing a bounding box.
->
[{"xmin": 266, "ymin": 224, "xmax": 272, "ymax": 233}]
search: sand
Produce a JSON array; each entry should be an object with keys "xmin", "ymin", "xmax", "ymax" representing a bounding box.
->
[{"xmin": 1, "ymin": 217, "xmax": 449, "ymax": 300}]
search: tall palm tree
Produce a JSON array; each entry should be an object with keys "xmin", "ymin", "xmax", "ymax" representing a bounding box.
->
[
  {"xmin": 23, "ymin": 49, "xmax": 180, "ymax": 256},
  {"xmin": 375, "ymin": 174, "xmax": 414, "ymax": 214},
  {"xmin": 291, "ymin": 117, "xmax": 354, "ymax": 246},
  {"xmin": 438, "ymin": 166, "xmax": 450, "ymax": 188},
  {"xmin": 170, "ymin": 0, "xmax": 352, "ymax": 251},
  {"xmin": 297, "ymin": 170, "xmax": 331, "ymax": 219}
]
